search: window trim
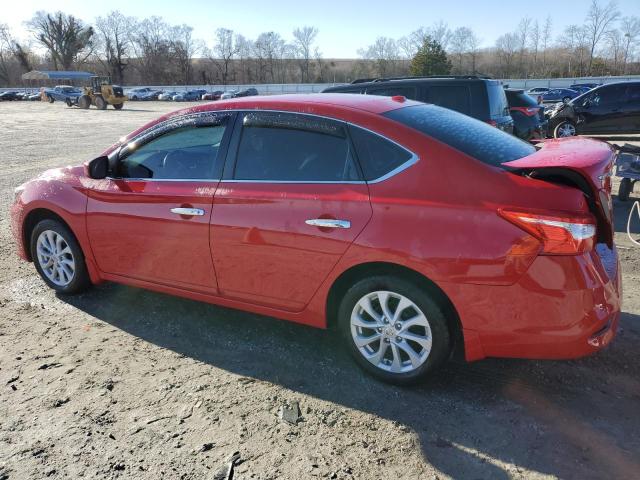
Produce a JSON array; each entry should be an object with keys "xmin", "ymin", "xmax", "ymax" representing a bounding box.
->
[
  {"xmin": 106, "ymin": 109, "xmax": 419, "ymax": 185},
  {"xmin": 107, "ymin": 111, "xmax": 236, "ymax": 182},
  {"xmin": 221, "ymin": 110, "xmax": 418, "ymax": 185}
]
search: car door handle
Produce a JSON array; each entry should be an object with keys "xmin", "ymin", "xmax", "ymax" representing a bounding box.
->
[
  {"xmin": 305, "ymin": 219, "xmax": 351, "ymax": 229},
  {"xmin": 170, "ymin": 207, "xmax": 205, "ymax": 216}
]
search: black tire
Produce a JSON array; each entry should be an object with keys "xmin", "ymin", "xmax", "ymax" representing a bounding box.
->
[
  {"xmin": 113, "ymin": 102, "xmax": 123, "ymax": 110},
  {"xmin": 553, "ymin": 120, "xmax": 577, "ymax": 138},
  {"xmin": 95, "ymin": 96, "xmax": 107, "ymax": 110},
  {"xmin": 30, "ymin": 219, "xmax": 91, "ymax": 295},
  {"xmin": 619, "ymin": 178, "xmax": 632, "ymax": 202},
  {"xmin": 337, "ymin": 275, "xmax": 451, "ymax": 385},
  {"xmin": 65, "ymin": 98, "xmax": 73, "ymax": 107},
  {"xmin": 47, "ymin": 95, "xmax": 54, "ymax": 103},
  {"xmin": 78, "ymin": 95, "xmax": 91, "ymax": 109}
]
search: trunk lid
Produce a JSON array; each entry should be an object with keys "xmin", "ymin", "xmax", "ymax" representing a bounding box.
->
[{"xmin": 502, "ymin": 137, "xmax": 615, "ymax": 246}]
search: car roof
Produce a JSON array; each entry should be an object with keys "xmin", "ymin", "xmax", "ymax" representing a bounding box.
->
[
  {"xmin": 116, "ymin": 94, "xmax": 421, "ymax": 146},
  {"xmin": 179, "ymin": 93, "xmax": 419, "ymax": 116}
]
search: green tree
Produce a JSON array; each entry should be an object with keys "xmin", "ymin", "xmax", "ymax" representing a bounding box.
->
[{"xmin": 410, "ymin": 36, "xmax": 451, "ymax": 76}]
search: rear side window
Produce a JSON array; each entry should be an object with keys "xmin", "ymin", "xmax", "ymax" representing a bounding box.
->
[
  {"xmin": 384, "ymin": 104, "xmax": 535, "ymax": 168},
  {"xmin": 425, "ymin": 86, "xmax": 471, "ymax": 114},
  {"xmin": 487, "ymin": 83, "xmax": 509, "ymax": 118},
  {"xmin": 349, "ymin": 126, "xmax": 413, "ymax": 181},
  {"xmin": 233, "ymin": 112, "xmax": 360, "ymax": 182},
  {"xmin": 591, "ymin": 85, "xmax": 626, "ymax": 106}
]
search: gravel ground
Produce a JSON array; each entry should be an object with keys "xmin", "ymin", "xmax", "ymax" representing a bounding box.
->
[{"xmin": 0, "ymin": 101, "xmax": 639, "ymax": 480}]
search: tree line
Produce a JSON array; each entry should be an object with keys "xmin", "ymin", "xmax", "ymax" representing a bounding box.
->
[{"xmin": 0, "ymin": 0, "xmax": 638, "ymax": 87}]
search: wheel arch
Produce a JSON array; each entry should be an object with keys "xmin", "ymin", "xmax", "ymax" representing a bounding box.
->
[
  {"xmin": 22, "ymin": 208, "xmax": 76, "ymax": 262},
  {"xmin": 325, "ymin": 261, "xmax": 465, "ymax": 360}
]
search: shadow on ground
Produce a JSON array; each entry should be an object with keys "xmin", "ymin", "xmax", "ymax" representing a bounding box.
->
[{"xmin": 61, "ymin": 283, "xmax": 640, "ymax": 479}]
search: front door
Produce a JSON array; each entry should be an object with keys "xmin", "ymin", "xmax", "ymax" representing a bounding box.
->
[
  {"xmin": 210, "ymin": 111, "xmax": 372, "ymax": 311},
  {"xmin": 86, "ymin": 113, "xmax": 233, "ymax": 293},
  {"xmin": 577, "ymin": 84, "xmax": 627, "ymax": 134}
]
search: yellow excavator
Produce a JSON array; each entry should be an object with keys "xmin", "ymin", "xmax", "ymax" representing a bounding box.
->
[{"xmin": 76, "ymin": 76, "xmax": 127, "ymax": 110}]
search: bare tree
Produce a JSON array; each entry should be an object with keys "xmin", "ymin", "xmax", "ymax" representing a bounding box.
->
[
  {"xmin": 292, "ymin": 26, "xmax": 318, "ymax": 82},
  {"xmin": 495, "ymin": 32, "xmax": 519, "ymax": 77},
  {"xmin": 358, "ymin": 37, "xmax": 401, "ymax": 78},
  {"xmin": 529, "ymin": 20, "xmax": 540, "ymax": 76},
  {"xmin": 449, "ymin": 27, "xmax": 474, "ymax": 73},
  {"xmin": 429, "ymin": 21, "xmax": 451, "ymax": 51},
  {"xmin": 517, "ymin": 17, "xmax": 532, "ymax": 77},
  {"xmin": 28, "ymin": 11, "xmax": 94, "ymax": 70},
  {"xmin": 0, "ymin": 24, "xmax": 13, "ymax": 84},
  {"xmin": 131, "ymin": 17, "xmax": 174, "ymax": 84},
  {"xmin": 210, "ymin": 28, "xmax": 239, "ymax": 85},
  {"xmin": 540, "ymin": 16, "xmax": 553, "ymax": 76},
  {"xmin": 95, "ymin": 11, "xmax": 134, "ymax": 83},
  {"xmin": 621, "ymin": 16, "xmax": 640, "ymax": 73},
  {"xmin": 585, "ymin": 0, "xmax": 620, "ymax": 74},
  {"xmin": 172, "ymin": 25, "xmax": 201, "ymax": 85}
]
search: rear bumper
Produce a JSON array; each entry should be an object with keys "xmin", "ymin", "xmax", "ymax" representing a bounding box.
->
[{"xmin": 445, "ymin": 243, "xmax": 621, "ymax": 362}]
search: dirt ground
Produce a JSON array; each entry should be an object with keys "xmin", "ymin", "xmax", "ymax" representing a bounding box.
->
[{"xmin": 0, "ymin": 101, "xmax": 639, "ymax": 480}]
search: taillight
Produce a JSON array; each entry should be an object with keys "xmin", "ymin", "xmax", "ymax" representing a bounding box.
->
[
  {"xmin": 486, "ymin": 120, "xmax": 497, "ymax": 127},
  {"xmin": 510, "ymin": 106, "xmax": 540, "ymax": 117},
  {"xmin": 499, "ymin": 209, "xmax": 596, "ymax": 255}
]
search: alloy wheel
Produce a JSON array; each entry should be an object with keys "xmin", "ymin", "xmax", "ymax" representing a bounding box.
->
[
  {"xmin": 36, "ymin": 230, "xmax": 75, "ymax": 287},
  {"xmin": 350, "ymin": 290, "xmax": 432, "ymax": 374},
  {"xmin": 556, "ymin": 122, "xmax": 576, "ymax": 137}
]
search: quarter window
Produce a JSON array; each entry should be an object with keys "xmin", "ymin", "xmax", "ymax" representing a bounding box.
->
[
  {"xmin": 118, "ymin": 124, "xmax": 227, "ymax": 179},
  {"xmin": 426, "ymin": 86, "xmax": 471, "ymax": 114},
  {"xmin": 233, "ymin": 112, "xmax": 360, "ymax": 182},
  {"xmin": 349, "ymin": 125, "xmax": 413, "ymax": 181}
]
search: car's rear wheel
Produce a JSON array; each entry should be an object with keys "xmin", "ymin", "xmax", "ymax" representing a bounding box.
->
[
  {"xmin": 553, "ymin": 120, "xmax": 577, "ymax": 138},
  {"xmin": 338, "ymin": 275, "xmax": 451, "ymax": 385},
  {"xmin": 30, "ymin": 219, "xmax": 91, "ymax": 294},
  {"xmin": 47, "ymin": 95, "xmax": 54, "ymax": 103},
  {"xmin": 619, "ymin": 178, "xmax": 633, "ymax": 202}
]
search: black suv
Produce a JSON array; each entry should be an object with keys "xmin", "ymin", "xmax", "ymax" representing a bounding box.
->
[
  {"xmin": 322, "ymin": 76, "xmax": 514, "ymax": 134},
  {"xmin": 547, "ymin": 81, "xmax": 640, "ymax": 138},
  {"xmin": 505, "ymin": 89, "xmax": 547, "ymax": 141}
]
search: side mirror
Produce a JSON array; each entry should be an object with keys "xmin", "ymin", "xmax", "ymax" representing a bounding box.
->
[{"xmin": 87, "ymin": 155, "xmax": 109, "ymax": 179}]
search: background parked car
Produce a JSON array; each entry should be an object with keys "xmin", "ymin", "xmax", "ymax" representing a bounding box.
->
[
  {"xmin": 43, "ymin": 85, "xmax": 82, "ymax": 103},
  {"xmin": 173, "ymin": 89, "xmax": 207, "ymax": 101},
  {"xmin": 525, "ymin": 87, "xmax": 549, "ymax": 97},
  {"xmin": 323, "ymin": 75, "xmax": 514, "ymax": 133},
  {"xmin": 570, "ymin": 83, "xmax": 600, "ymax": 91},
  {"xmin": 568, "ymin": 85, "xmax": 594, "ymax": 95},
  {"xmin": 0, "ymin": 91, "xmax": 19, "ymax": 101},
  {"xmin": 539, "ymin": 88, "xmax": 580, "ymax": 104},
  {"xmin": 158, "ymin": 91, "xmax": 178, "ymax": 101},
  {"xmin": 547, "ymin": 81, "xmax": 640, "ymax": 137},
  {"xmin": 235, "ymin": 87, "xmax": 259, "ymax": 97},
  {"xmin": 202, "ymin": 90, "xmax": 224, "ymax": 100},
  {"xmin": 128, "ymin": 87, "xmax": 156, "ymax": 101},
  {"xmin": 220, "ymin": 90, "xmax": 239, "ymax": 100},
  {"xmin": 505, "ymin": 89, "xmax": 547, "ymax": 141}
]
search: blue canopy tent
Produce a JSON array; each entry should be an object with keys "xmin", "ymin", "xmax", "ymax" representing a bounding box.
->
[{"xmin": 21, "ymin": 70, "xmax": 95, "ymax": 82}]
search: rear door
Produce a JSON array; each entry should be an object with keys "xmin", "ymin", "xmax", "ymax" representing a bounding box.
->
[{"xmin": 210, "ymin": 111, "xmax": 372, "ymax": 311}]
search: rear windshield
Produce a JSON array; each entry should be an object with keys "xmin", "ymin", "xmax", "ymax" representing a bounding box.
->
[
  {"xmin": 506, "ymin": 90, "xmax": 539, "ymax": 108},
  {"xmin": 487, "ymin": 83, "xmax": 509, "ymax": 118},
  {"xmin": 384, "ymin": 104, "xmax": 535, "ymax": 168}
]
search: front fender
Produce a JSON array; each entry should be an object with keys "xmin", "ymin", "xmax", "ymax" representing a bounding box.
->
[{"xmin": 13, "ymin": 167, "xmax": 101, "ymax": 284}]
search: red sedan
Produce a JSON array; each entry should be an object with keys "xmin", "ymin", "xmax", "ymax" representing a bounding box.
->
[{"xmin": 10, "ymin": 94, "xmax": 621, "ymax": 384}]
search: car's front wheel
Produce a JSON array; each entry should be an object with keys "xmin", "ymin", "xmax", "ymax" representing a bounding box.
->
[
  {"xmin": 338, "ymin": 275, "xmax": 451, "ymax": 385},
  {"xmin": 30, "ymin": 219, "xmax": 91, "ymax": 294},
  {"xmin": 553, "ymin": 120, "xmax": 577, "ymax": 138}
]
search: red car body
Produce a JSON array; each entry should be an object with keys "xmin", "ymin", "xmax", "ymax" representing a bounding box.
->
[{"xmin": 11, "ymin": 94, "xmax": 621, "ymax": 364}]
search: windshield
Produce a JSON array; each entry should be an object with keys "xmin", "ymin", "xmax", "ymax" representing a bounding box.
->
[{"xmin": 384, "ymin": 104, "xmax": 535, "ymax": 168}]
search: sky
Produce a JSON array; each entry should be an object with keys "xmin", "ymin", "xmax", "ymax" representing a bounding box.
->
[{"xmin": 4, "ymin": 0, "xmax": 640, "ymax": 58}]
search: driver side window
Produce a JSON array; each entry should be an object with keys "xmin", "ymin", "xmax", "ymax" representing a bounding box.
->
[{"xmin": 118, "ymin": 124, "xmax": 227, "ymax": 180}]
